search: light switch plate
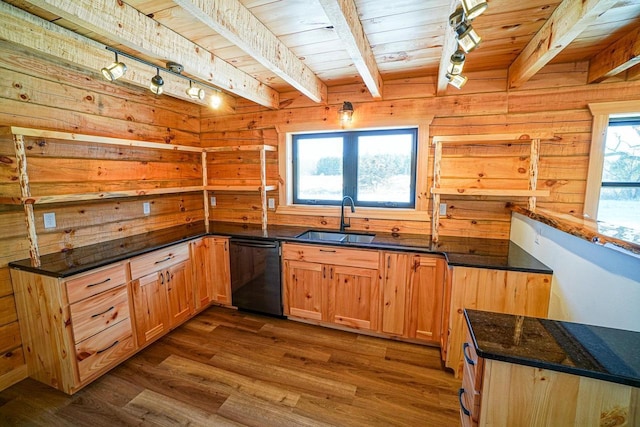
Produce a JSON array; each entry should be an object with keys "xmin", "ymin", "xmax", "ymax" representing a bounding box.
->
[
  {"xmin": 43, "ymin": 212, "xmax": 56, "ymax": 229},
  {"xmin": 439, "ymin": 203, "xmax": 447, "ymax": 216},
  {"xmin": 143, "ymin": 202, "xmax": 151, "ymax": 215},
  {"xmin": 210, "ymin": 196, "xmax": 216, "ymax": 206}
]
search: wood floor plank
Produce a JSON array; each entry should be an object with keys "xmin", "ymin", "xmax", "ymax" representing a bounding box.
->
[
  {"xmin": 0, "ymin": 306, "xmax": 460, "ymax": 426},
  {"xmin": 124, "ymin": 389, "xmax": 243, "ymax": 427}
]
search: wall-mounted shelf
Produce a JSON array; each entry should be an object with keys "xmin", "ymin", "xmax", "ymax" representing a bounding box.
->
[
  {"xmin": 1, "ymin": 187, "xmax": 204, "ymax": 205},
  {"xmin": 203, "ymin": 144, "xmax": 276, "ymax": 231},
  {"xmin": 431, "ymin": 133, "xmax": 552, "ymax": 242}
]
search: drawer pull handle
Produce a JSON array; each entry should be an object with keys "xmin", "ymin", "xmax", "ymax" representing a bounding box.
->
[
  {"xmin": 87, "ymin": 278, "xmax": 110, "ymax": 288},
  {"xmin": 458, "ymin": 388, "xmax": 471, "ymax": 416},
  {"xmin": 154, "ymin": 256, "xmax": 173, "ymax": 264},
  {"xmin": 319, "ymin": 249, "xmax": 336, "ymax": 253},
  {"xmin": 91, "ymin": 306, "xmax": 114, "ymax": 318},
  {"xmin": 463, "ymin": 342, "xmax": 475, "ymax": 366},
  {"xmin": 96, "ymin": 340, "xmax": 119, "ymax": 354}
]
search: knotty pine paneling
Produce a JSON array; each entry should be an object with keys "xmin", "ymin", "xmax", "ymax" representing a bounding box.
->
[
  {"xmin": 0, "ymin": 44, "xmax": 202, "ymax": 391},
  {"xmin": 202, "ymin": 62, "xmax": 640, "ymax": 235}
]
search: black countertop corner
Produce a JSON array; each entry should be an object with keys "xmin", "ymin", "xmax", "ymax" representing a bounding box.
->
[
  {"xmin": 464, "ymin": 308, "xmax": 640, "ymax": 388},
  {"xmin": 8, "ymin": 220, "xmax": 552, "ymax": 278}
]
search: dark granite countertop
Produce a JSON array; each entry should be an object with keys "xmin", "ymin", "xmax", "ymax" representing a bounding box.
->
[
  {"xmin": 464, "ymin": 309, "xmax": 640, "ymax": 388},
  {"xmin": 9, "ymin": 220, "xmax": 551, "ymax": 278}
]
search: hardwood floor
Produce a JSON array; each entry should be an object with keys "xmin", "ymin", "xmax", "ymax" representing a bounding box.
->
[{"xmin": 0, "ymin": 307, "xmax": 461, "ymax": 426}]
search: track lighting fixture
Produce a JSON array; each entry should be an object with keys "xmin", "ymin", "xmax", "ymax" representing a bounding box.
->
[
  {"xmin": 461, "ymin": 0, "xmax": 488, "ymax": 21},
  {"xmin": 149, "ymin": 68, "xmax": 164, "ymax": 95},
  {"xmin": 186, "ymin": 80, "xmax": 205, "ymax": 100},
  {"xmin": 338, "ymin": 101, "xmax": 354, "ymax": 124},
  {"xmin": 447, "ymin": 73, "xmax": 468, "ymax": 89},
  {"xmin": 100, "ymin": 47, "xmax": 223, "ymax": 108},
  {"xmin": 210, "ymin": 90, "xmax": 222, "ymax": 109},
  {"xmin": 455, "ymin": 21, "xmax": 482, "ymax": 53},
  {"xmin": 101, "ymin": 52, "xmax": 127, "ymax": 81},
  {"xmin": 447, "ymin": 50, "xmax": 466, "ymax": 76}
]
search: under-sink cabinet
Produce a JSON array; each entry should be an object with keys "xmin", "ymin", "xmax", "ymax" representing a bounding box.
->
[
  {"xmin": 282, "ymin": 243, "xmax": 380, "ymax": 331},
  {"xmin": 189, "ymin": 237, "xmax": 231, "ymax": 310}
]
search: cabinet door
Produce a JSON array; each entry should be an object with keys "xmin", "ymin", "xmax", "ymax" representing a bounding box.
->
[
  {"xmin": 209, "ymin": 237, "xmax": 231, "ymax": 305},
  {"xmin": 166, "ymin": 260, "xmax": 193, "ymax": 328},
  {"xmin": 407, "ymin": 255, "xmax": 445, "ymax": 344},
  {"xmin": 130, "ymin": 272, "xmax": 169, "ymax": 347},
  {"xmin": 327, "ymin": 265, "xmax": 379, "ymax": 330},
  {"xmin": 283, "ymin": 260, "xmax": 324, "ymax": 321},
  {"xmin": 381, "ymin": 252, "xmax": 411, "ymax": 335},
  {"xmin": 190, "ymin": 239, "xmax": 212, "ymax": 310}
]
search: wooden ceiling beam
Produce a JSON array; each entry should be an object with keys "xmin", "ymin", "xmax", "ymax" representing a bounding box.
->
[
  {"xmin": 588, "ymin": 26, "xmax": 640, "ymax": 83},
  {"xmin": 22, "ymin": 0, "xmax": 279, "ymax": 109},
  {"xmin": 436, "ymin": 0, "xmax": 460, "ymax": 96},
  {"xmin": 318, "ymin": 0, "xmax": 383, "ymax": 98},
  {"xmin": 508, "ymin": 0, "xmax": 618, "ymax": 89},
  {"xmin": 0, "ymin": 1, "xmax": 235, "ymax": 113},
  {"xmin": 173, "ymin": 0, "xmax": 327, "ymax": 104}
]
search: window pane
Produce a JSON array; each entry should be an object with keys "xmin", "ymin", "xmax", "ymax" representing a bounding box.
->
[
  {"xmin": 602, "ymin": 123, "xmax": 640, "ymax": 183},
  {"xmin": 296, "ymin": 137, "xmax": 343, "ymax": 201},
  {"xmin": 357, "ymin": 134, "xmax": 413, "ymax": 204},
  {"xmin": 597, "ymin": 187, "xmax": 640, "ymax": 230}
]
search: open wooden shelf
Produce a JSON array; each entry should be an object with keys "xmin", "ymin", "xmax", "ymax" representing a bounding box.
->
[
  {"xmin": 206, "ymin": 185, "xmax": 277, "ymax": 192},
  {"xmin": 204, "ymin": 144, "xmax": 276, "ymax": 152},
  {"xmin": 16, "ymin": 187, "xmax": 205, "ymax": 205},
  {"xmin": 431, "ymin": 188, "xmax": 550, "ymax": 197}
]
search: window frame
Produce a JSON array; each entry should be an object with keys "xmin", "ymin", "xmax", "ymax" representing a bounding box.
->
[
  {"xmin": 291, "ymin": 128, "xmax": 418, "ymax": 209},
  {"xmin": 585, "ymin": 101, "xmax": 640, "ymax": 222}
]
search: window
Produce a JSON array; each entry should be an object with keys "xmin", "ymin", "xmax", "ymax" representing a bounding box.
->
[
  {"xmin": 597, "ymin": 117, "xmax": 640, "ymax": 229},
  {"xmin": 292, "ymin": 128, "xmax": 417, "ymax": 208}
]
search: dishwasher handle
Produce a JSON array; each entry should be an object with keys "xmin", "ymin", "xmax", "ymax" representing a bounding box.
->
[{"xmin": 231, "ymin": 239, "xmax": 279, "ymax": 249}]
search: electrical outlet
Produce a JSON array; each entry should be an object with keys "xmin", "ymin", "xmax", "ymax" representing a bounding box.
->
[
  {"xmin": 439, "ymin": 203, "xmax": 447, "ymax": 216},
  {"xmin": 268, "ymin": 197, "xmax": 275, "ymax": 209},
  {"xmin": 43, "ymin": 212, "xmax": 56, "ymax": 229},
  {"xmin": 210, "ymin": 196, "xmax": 216, "ymax": 206},
  {"xmin": 143, "ymin": 202, "xmax": 151, "ymax": 215}
]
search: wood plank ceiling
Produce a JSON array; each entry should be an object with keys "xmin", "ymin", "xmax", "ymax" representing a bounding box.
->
[{"xmin": 2, "ymin": 0, "xmax": 640, "ymax": 109}]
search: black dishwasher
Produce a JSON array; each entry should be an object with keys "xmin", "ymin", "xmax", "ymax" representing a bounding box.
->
[{"xmin": 229, "ymin": 238, "xmax": 283, "ymax": 317}]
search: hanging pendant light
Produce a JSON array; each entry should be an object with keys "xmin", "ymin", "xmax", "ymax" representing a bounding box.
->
[
  {"xmin": 149, "ymin": 68, "xmax": 164, "ymax": 95},
  {"xmin": 101, "ymin": 52, "xmax": 127, "ymax": 81}
]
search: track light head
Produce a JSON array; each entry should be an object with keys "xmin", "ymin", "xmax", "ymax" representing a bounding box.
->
[
  {"xmin": 447, "ymin": 73, "xmax": 468, "ymax": 89},
  {"xmin": 447, "ymin": 50, "xmax": 466, "ymax": 76},
  {"xmin": 461, "ymin": 0, "xmax": 488, "ymax": 20},
  {"xmin": 455, "ymin": 21, "xmax": 482, "ymax": 53},
  {"xmin": 101, "ymin": 52, "xmax": 127, "ymax": 81},
  {"xmin": 186, "ymin": 81, "xmax": 205, "ymax": 100},
  {"xmin": 150, "ymin": 68, "xmax": 164, "ymax": 95},
  {"xmin": 210, "ymin": 91, "xmax": 222, "ymax": 109}
]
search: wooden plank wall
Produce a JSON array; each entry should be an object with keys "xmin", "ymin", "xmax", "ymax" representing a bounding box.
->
[
  {"xmin": 0, "ymin": 42, "xmax": 201, "ymax": 390},
  {"xmin": 200, "ymin": 62, "xmax": 640, "ymax": 239}
]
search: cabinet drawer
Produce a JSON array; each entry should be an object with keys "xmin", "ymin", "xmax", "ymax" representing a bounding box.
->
[
  {"xmin": 65, "ymin": 262, "xmax": 127, "ymax": 304},
  {"xmin": 70, "ymin": 285, "xmax": 130, "ymax": 343},
  {"xmin": 282, "ymin": 243, "xmax": 378, "ymax": 269},
  {"xmin": 75, "ymin": 319, "xmax": 134, "ymax": 383},
  {"xmin": 129, "ymin": 243, "xmax": 190, "ymax": 279}
]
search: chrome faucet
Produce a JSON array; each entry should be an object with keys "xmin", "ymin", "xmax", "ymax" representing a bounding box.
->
[{"xmin": 340, "ymin": 196, "xmax": 355, "ymax": 231}]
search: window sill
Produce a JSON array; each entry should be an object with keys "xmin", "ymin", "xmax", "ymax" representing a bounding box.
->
[
  {"xmin": 510, "ymin": 205, "xmax": 640, "ymax": 257},
  {"xmin": 275, "ymin": 205, "xmax": 430, "ymax": 222}
]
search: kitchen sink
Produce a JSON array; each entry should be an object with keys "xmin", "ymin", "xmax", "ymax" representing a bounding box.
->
[{"xmin": 296, "ymin": 230, "xmax": 375, "ymax": 244}]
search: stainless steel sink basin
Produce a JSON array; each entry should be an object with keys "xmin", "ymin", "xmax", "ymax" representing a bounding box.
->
[{"xmin": 296, "ymin": 230, "xmax": 375, "ymax": 244}]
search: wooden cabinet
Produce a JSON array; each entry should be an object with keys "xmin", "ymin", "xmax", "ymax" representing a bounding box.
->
[
  {"xmin": 460, "ymin": 321, "xmax": 639, "ymax": 427},
  {"xmin": 10, "ymin": 262, "xmax": 134, "ymax": 394},
  {"xmin": 282, "ymin": 243, "xmax": 379, "ymax": 331},
  {"xmin": 380, "ymin": 252, "xmax": 446, "ymax": 344},
  {"xmin": 208, "ymin": 237, "xmax": 231, "ymax": 305},
  {"xmin": 129, "ymin": 242, "xmax": 193, "ymax": 347},
  {"xmin": 190, "ymin": 238, "xmax": 213, "ymax": 311},
  {"xmin": 444, "ymin": 266, "xmax": 551, "ymax": 377}
]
